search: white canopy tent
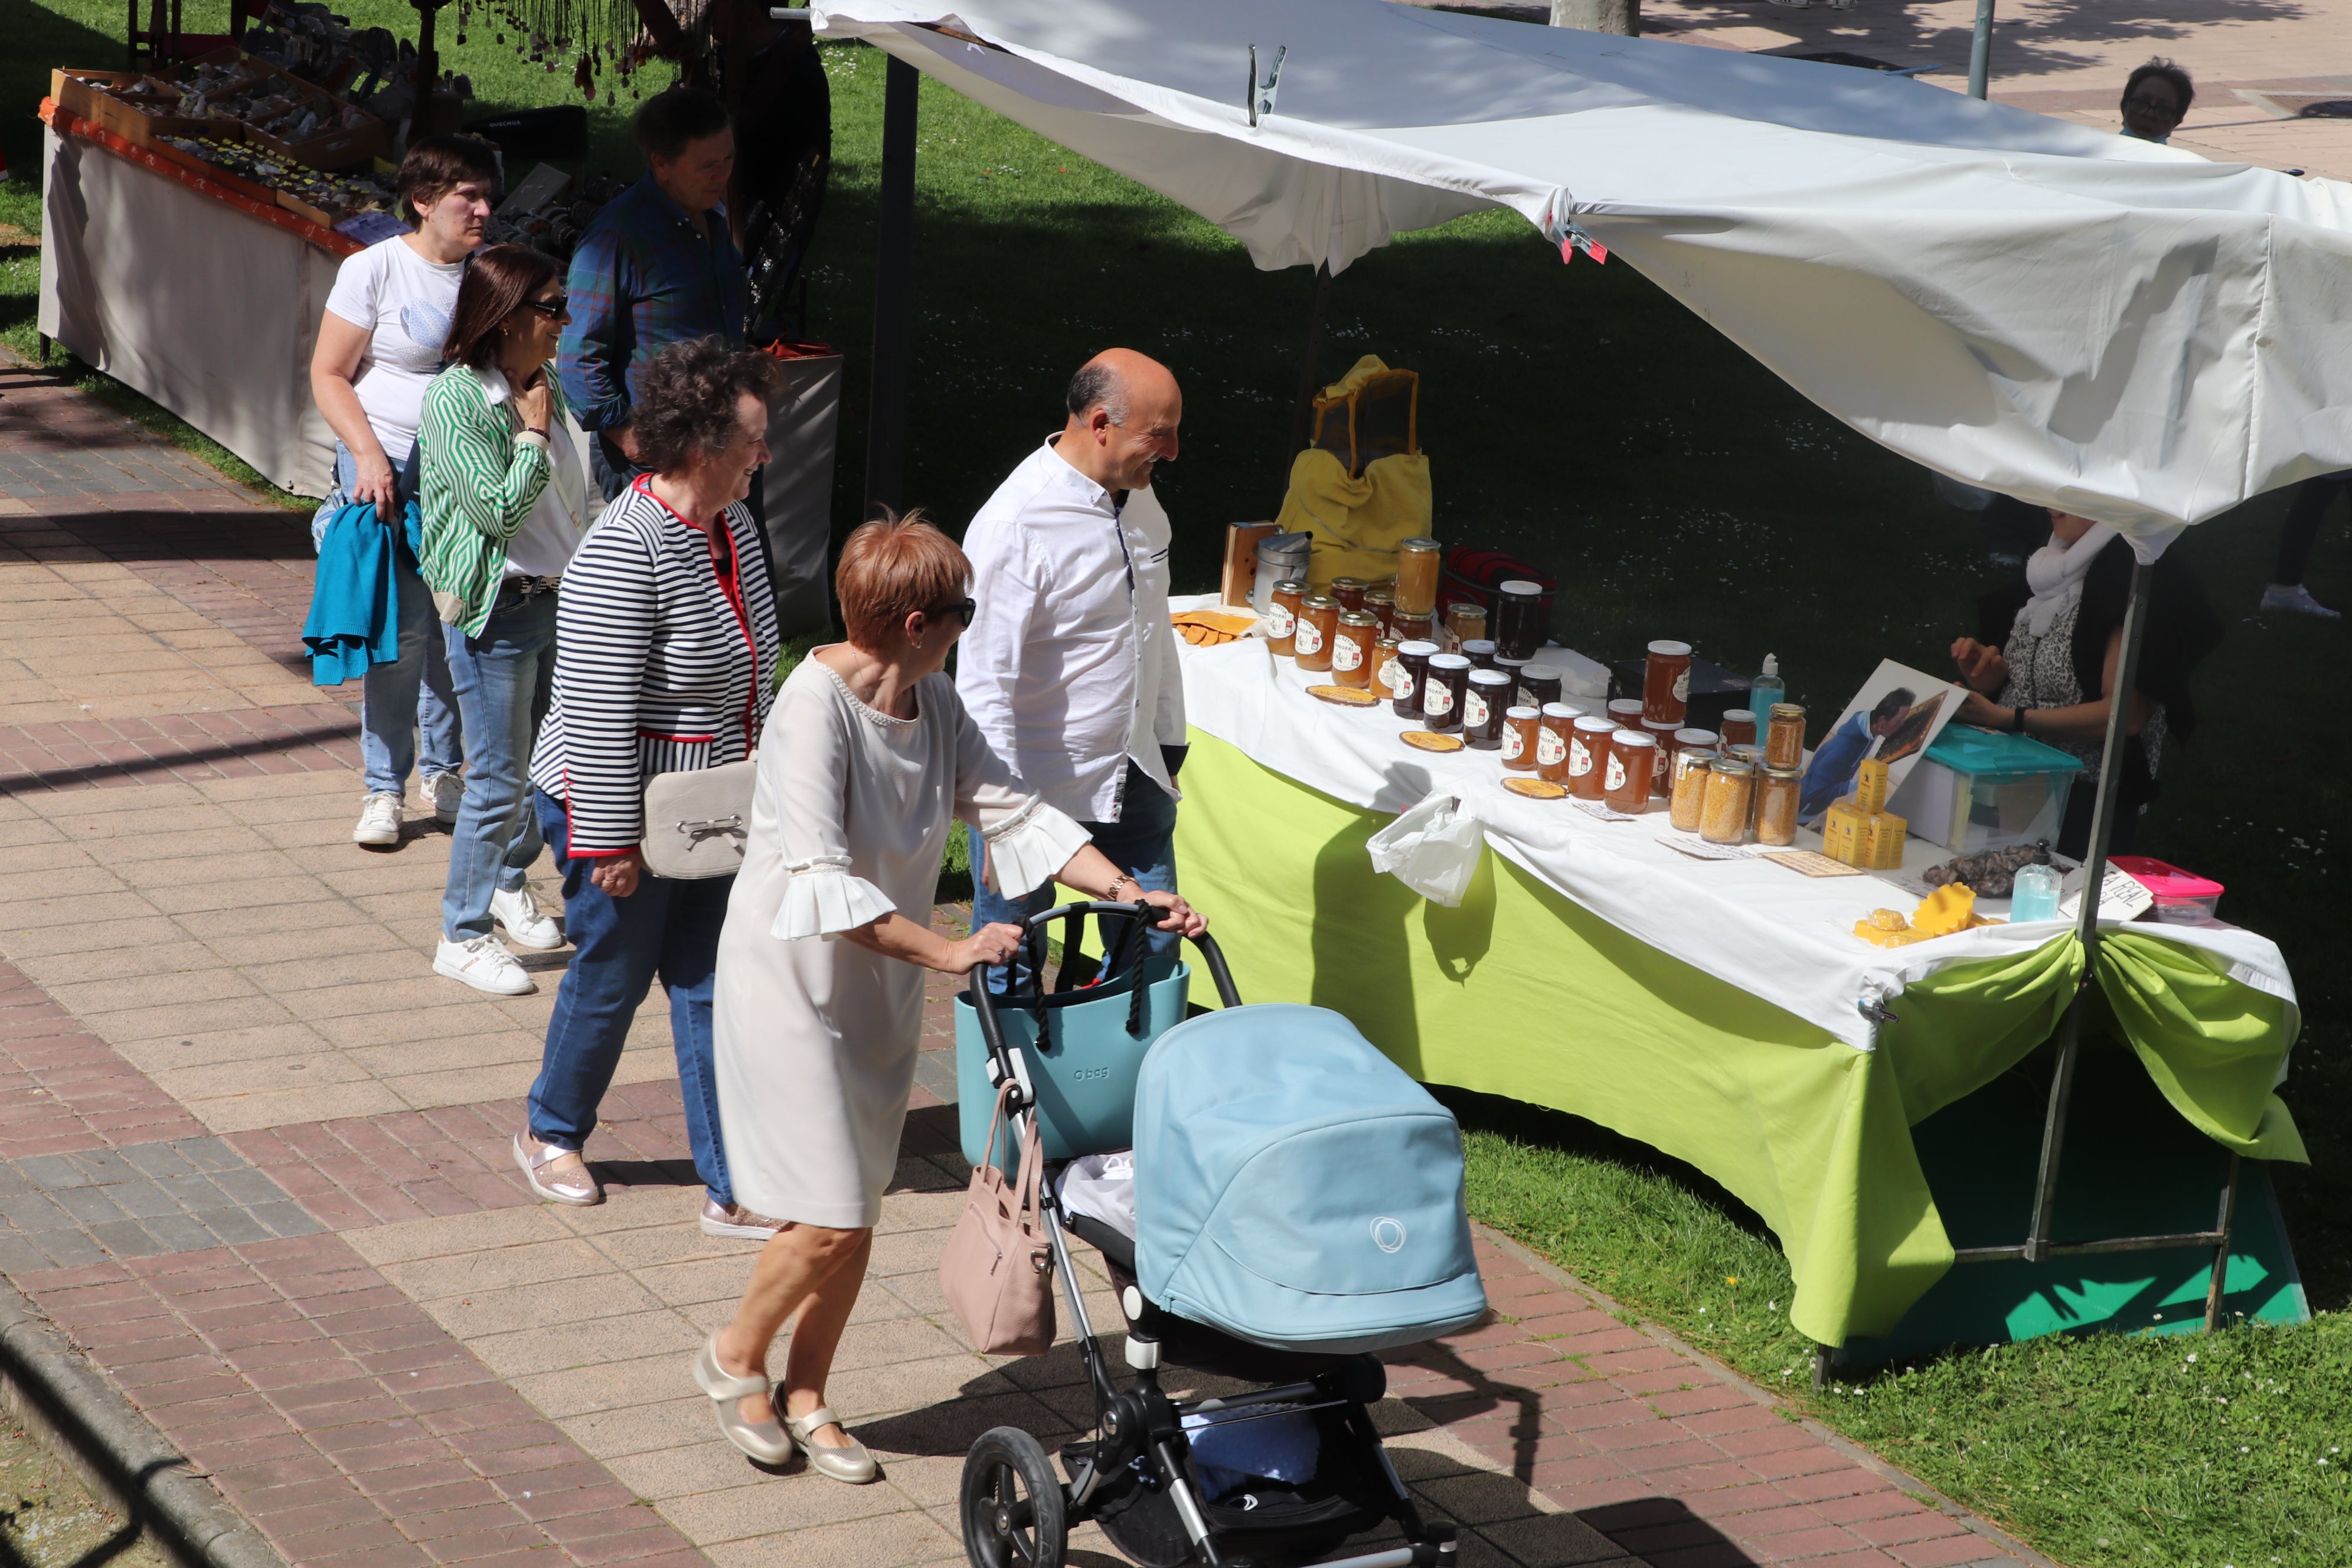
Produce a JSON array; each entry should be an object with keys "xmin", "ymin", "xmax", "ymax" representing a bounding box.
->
[{"xmin": 815, "ymin": 0, "xmax": 2352, "ymax": 548}]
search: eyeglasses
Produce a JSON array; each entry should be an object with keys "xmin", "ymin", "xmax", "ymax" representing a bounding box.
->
[
  {"xmin": 926, "ymin": 599, "xmax": 976, "ymax": 628},
  {"xmin": 521, "ymin": 295, "xmax": 570, "ymax": 318}
]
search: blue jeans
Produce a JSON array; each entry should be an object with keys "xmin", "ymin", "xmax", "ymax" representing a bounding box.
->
[
  {"xmin": 973, "ymin": 760, "xmax": 1178, "ymax": 994},
  {"xmin": 324, "ymin": 444, "xmax": 463, "ymax": 794},
  {"xmin": 526, "ymin": 790, "xmax": 734, "ymax": 1205},
  {"xmin": 440, "ymin": 589, "xmax": 558, "ymax": 942}
]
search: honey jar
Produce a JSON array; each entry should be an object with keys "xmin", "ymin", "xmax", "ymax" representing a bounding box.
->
[
  {"xmin": 1537, "ymin": 703, "xmax": 1579, "ymax": 783},
  {"xmin": 1502, "ymin": 706, "xmax": 1541, "ymax": 772},
  {"xmin": 1669, "ymin": 753, "xmax": 1711, "ymax": 832},
  {"xmin": 1329, "ymin": 576, "xmax": 1370, "ymax": 613},
  {"xmin": 1719, "ymin": 708, "xmax": 1758, "ymax": 749},
  {"xmin": 1332, "ymin": 610, "xmax": 1380, "ymax": 690},
  {"xmin": 1294, "ymin": 594, "xmax": 1339, "ymax": 673},
  {"xmin": 1443, "ymin": 602, "xmax": 1489, "ymax": 651},
  {"xmin": 1755, "ymin": 765, "xmax": 1802, "ymax": 847},
  {"xmin": 1642, "ymin": 639, "xmax": 1693, "ymax": 726},
  {"xmin": 1640, "ymin": 717, "xmax": 1680, "ymax": 799},
  {"xmin": 1700, "ymin": 755, "xmax": 1756, "ymax": 844},
  {"xmin": 1267, "ymin": 579, "xmax": 1306, "ymax": 658},
  {"xmin": 1461, "ymin": 638, "xmax": 1500, "ymax": 672},
  {"xmin": 1391, "ymin": 639, "xmax": 1439, "ymax": 718},
  {"xmin": 1423, "ymin": 654, "xmax": 1473, "ymax": 732},
  {"xmin": 1371, "ymin": 634, "xmax": 1404, "ymax": 704},
  {"xmin": 1363, "ymin": 585, "xmax": 1396, "ymax": 635},
  {"xmin": 1765, "ymin": 703, "xmax": 1808, "ymax": 770},
  {"xmin": 1394, "ymin": 537, "xmax": 1441, "ymax": 619},
  {"xmin": 1607, "ymin": 698, "xmax": 1645, "ymax": 736},
  {"xmin": 1605, "ymin": 731, "xmax": 1655, "ymax": 813},
  {"xmin": 1391, "ymin": 612, "xmax": 1436, "ymax": 646},
  {"xmin": 1493, "ymin": 579, "xmax": 1547, "ymax": 661},
  {"xmin": 1568, "ymin": 717, "xmax": 1618, "ymax": 800},
  {"xmin": 1518, "ymin": 665, "xmax": 1563, "ymax": 711},
  {"xmin": 1466, "ymin": 669, "xmax": 1512, "ymax": 749}
]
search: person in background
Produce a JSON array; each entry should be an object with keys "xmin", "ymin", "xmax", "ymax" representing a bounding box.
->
[
  {"xmin": 2119, "ymin": 57, "xmax": 2193, "ymax": 145},
  {"xmin": 957, "ymin": 350, "xmax": 1187, "ymax": 989},
  {"xmin": 560, "ymin": 88, "xmax": 749, "ymax": 502},
  {"xmin": 2260, "ymin": 471, "xmax": 2351, "ymax": 619},
  {"xmin": 518, "ymin": 337, "xmax": 781, "ymax": 1239},
  {"xmin": 309, "ymin": 136, "xmax": 494, "ymax": 847},
  {"xmin": 416, "ymin": 246, "xmax": 593, "ymax": 996},
  {"xmin": 1949, "ymin": 510, "xmax": 2222, "ymax": 857},
  {"xmin": 699, "ymin": 514, "xmax": 1203, "ymax": 1482}
]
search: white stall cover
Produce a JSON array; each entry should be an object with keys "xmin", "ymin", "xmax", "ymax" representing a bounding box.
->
[{"xmin": 815, "ymin": 0, "xmax": 2352, "ymax": 547}]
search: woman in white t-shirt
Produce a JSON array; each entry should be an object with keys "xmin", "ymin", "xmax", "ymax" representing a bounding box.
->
[{"xmin": 309, "ymin": 136, "xmax": 498, "ymax": 850}]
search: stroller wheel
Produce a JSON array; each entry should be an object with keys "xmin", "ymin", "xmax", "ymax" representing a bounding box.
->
[{"xmin": 962, "ymin": 1427, "xmax": 1067, "ymax": 1568}]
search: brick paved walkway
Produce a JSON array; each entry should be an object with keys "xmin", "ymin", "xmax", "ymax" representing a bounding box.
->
[{"xmin": 0, "ymin": 369, "xmax": 2050, "ymax": 1568}]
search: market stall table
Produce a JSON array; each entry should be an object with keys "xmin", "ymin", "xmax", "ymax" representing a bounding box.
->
[{"xmin": 1169, "ymin": 632, "xmax": 2305, "ymax": 1351}]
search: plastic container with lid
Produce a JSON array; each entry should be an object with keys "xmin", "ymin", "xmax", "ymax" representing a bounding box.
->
[
  {"xmin": 2112, "ymin": 855, "xmax": 2226, "ymax": 925},
  {"xmin": 1885, "ymin": 726, "xmax": 2085, "ymax": 853},
  {"xmin": 1423, "ymin": 653, "xmax": 1474, "ymax": 732}
]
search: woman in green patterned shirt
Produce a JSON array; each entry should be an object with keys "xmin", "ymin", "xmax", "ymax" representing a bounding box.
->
[{"xmin": 419, "ymin": 245, "xmax": 596, "ymax": 997}]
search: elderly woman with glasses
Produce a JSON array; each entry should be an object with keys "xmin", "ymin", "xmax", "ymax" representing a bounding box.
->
[{"xmin": 692, "ymin": 514, "xmax": 1204, "ymax": 1484}]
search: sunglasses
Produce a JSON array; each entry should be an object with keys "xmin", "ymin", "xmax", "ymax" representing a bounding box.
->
[
  {"xmin": 925, "ymin": 599, "xmax": 976, "ymax": 628},
  {"xmin": 520, "ymin": 294, "xmax": 570, "ymax": 318}
]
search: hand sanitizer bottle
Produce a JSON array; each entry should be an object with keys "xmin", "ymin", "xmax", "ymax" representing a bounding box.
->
[
  {"xmin": 2011, "ymin": 845, "xmax": 2063, "ymax": 922},
  {"xmin": 1749, "ymin": 654, "xmax": 1785, "ymax": 720}
]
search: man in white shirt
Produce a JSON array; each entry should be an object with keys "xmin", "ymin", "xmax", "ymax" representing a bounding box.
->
[{"xmin": 959, "ymin": 350, "xmax": 1187, "ymax": 985}]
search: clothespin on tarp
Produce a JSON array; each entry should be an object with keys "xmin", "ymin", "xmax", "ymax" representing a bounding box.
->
[
  {"xmin": 1541, "ymin": 200, "xmax": 1609, "ymax": 264},
  {"xmin": 1246, "ymin": 44, "xmax": 1288, "ymax": 126}
]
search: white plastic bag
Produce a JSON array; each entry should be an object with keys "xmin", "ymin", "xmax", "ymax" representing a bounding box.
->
[{"xmin": 1366, "ymin": 790, "xmax": 1485, "ymax": 907}]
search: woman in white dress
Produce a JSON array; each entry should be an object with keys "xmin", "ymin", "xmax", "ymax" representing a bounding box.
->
[{"xmin": 698, "ymin": 514, "xmax": 1203, "ymax": 1483}]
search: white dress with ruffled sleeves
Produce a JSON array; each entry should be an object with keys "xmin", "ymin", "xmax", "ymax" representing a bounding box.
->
[{"xmin": 712, "ymin": 656, "xmax": 1090, "ymax": 1228}]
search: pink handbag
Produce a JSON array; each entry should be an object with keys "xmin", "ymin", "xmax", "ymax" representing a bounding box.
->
[{"xmin": 939, "ymin": 1083, "xmax": 1056, "ymax": 1355}]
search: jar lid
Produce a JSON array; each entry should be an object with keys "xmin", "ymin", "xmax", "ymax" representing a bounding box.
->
[
  {"xmin": 1762, "ymin": 765, "xmax": 1804, "ymax": 778},
  {"xmin": 1641, "ymin": 717, "xmax": 1678, "ymax": 732},
  {"xmin": 1573, "ymin": 716, "xmax": 1618, "ymax": 734},
  {"xmin": 1303, "ymin": 594, "xmax": 1339, "ymax": 609},
  {"xmin": 1339, "ymin": 610, "xmax": 1379, "ymax": 626},
  {"xmin": 1720, "ymin": 707, "xmax": 1758, "ymax": 721},
  {"xmin": 1540, "ymin": 702, "xmax": 1582, "ymax": 719},
  {"xmin": 1616, "ymin": 731, "xmax": 1657, "ymax": 749},
  {"xmin": 1273, "ymin": 579, "xmax": 1307, "ymax": 593},
  {"xmin": 1507, "ymin": 705, "xmax": 1541, "ymax": 719},
  {"xmin": 1713, "ymin": 756, "xmax": 1756, "ymax": 776},
  {"xmin": 1462, "ymin": 639, "xmax": 1497, "ymax": 655},
  {"xmin": 1397, "ymin": 640, "xmax": 1441, "ymax": 656},
  {"xmin": 1498, "ymin": 579, "xmax": 1543, "ymax": 596},
  {"xmin": 1674, "ymin": 728, "xmax": 1719, "ymax": 744},
  {"xmin": 1398, "ymin": 537, "xmax": 1440, "ymax": 551},
  {"xmin": 1647, "ymin": 639, "xmax": 1693, "ymax": 656},
  {"xmin": 1331, "ymin": 576, "xmax": 1368, "ymax": 589},
  {"xmin": 1729, "ymin": 744, "xmax": 1763, "ymax": 763},
  {"xmin": 1429, "ymin": 653, "xmax": 1473, "ymax": 670},
  {"xmin": 1374, "ymin": 632, "xmax": 1402, "ymax": 646},
  {"xmin": 1608, "ymin": 699, "xmax": 1644, "ymax": 717},
  {"xmin": 1521, "ymin": 663, "xmax": 1562, "ymax": 679},
  {"xmin": 1495, "ymin": 656, "xmax": 1530, "ymax": 670},
  {"xmin": 1364, "ymin": 586, "xmax": 1395, "ymax": 602},
  {"xmin": 1769, "ymin": 703, "xmax": 1806, "ymax": 719},
  {"xmin": 1469, "ymin": 669, "xmax": 1511, "ymax": 686}
]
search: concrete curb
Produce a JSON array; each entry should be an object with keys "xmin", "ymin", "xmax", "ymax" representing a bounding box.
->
[
  {"xmin": 0, "ymin": 1274, "xmax": 288, "ymax": 1568},
  {"xmin": 1472, "ymin": 1223, "xmax": 2061, "ymax": 1568}
]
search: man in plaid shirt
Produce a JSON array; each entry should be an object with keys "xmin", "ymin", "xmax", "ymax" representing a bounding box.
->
[{"xmin": 560, "ymin": 87, "xmax": 752, "ymax": 501}]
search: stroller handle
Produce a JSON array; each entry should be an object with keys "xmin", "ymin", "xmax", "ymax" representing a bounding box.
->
[{"xmin": 963, "ymin": 903, "xmax": 1242, "ymax": 1099}]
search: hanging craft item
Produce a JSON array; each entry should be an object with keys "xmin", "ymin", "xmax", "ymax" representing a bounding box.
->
[{"xmin": 1273, "ymin": 355, "xmax": 1432, "ymax": 589}]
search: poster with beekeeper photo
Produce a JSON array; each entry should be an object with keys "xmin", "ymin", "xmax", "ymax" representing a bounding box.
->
[{"xmin": 1796, "ymin": 660, "xmax": 1962, "ymax": 823}]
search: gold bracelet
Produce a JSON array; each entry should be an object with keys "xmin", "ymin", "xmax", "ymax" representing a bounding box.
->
[{"xmin": 1106, "ymin": 874, "xmax": 1136, "ymax": 901}]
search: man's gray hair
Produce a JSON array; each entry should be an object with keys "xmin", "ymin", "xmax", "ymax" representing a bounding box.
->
[{"xmin": 1065, "ymin": 360, "xmax": 1129, "ymax": 426}]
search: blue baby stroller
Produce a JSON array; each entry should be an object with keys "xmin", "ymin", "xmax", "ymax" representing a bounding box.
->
[{"xmin": 956, "ymin": 903, "xmax": 1488, "ymax": 1568}]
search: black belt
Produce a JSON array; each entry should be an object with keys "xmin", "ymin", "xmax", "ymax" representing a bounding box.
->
[{"xmin": 504, "ymin": 575, "xmax": 561, "ymax": 600}]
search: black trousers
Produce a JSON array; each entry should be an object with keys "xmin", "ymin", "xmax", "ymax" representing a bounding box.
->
[{"xmin": 2275, "ymin": 469, "xmax": 2352, "ymax": 586}]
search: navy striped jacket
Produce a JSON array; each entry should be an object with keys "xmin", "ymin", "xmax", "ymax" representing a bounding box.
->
[{"xmin": 528, "ymin": 480, "xmax": 779, "ymax": 856}]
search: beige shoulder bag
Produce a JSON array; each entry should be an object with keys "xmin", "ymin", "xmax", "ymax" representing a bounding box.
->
[
  {"xmin": 939, "ymin": 1082, "xmax": 1056, "ymax": 1355},
  {"xmin": 641, "ymin": 760, "xmax": 756, "ymax": 880}
]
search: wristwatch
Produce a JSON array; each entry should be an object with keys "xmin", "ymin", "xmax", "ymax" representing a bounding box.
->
[{"xmin": 2011, "ymin": 705, "xmax": 2029, "ymax": 733}]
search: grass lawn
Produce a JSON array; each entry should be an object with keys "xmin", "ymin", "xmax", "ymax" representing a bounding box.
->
[{"xmin": 5, "ymin": 9, "xmax": 2348, "ymax": 1565}]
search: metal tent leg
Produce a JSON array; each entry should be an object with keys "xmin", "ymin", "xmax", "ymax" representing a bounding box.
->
[
  {"xmin": 863, "ymin": 54, "xmax": 919, "ymax": 521},
  {"xmin": 1966, "ymin": 0, "xmax": 1997, "ymax": 99},
  {"xmin": 1285, "ymin": 261, "xmax": 1334, "ymax": 464},
  {"xmin": 2201, "ymin": 1152, "xmax": 2242, "ymax": 1332}
]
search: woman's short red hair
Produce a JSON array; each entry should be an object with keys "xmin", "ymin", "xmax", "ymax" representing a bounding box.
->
[{"xmin": 837, "ymin": 511, "xmax": 971, "ymax": 651}]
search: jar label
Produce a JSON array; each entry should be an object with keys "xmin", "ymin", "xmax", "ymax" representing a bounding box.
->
[
  {"xmin": 1504, "ymin": 726, "xmax": 1525, "ymax": 760},
  {"xmin": 1269, "ymin": 604, "xmax": 1295, "ymax": 638},
  {"xmin": 1377, "ymin": 655, "xmax": 1402, "ymax": 693},
  {"xmin": 1333, "ymin": 636, "xmax": 1364, "ymax": 672},
  {"xmin": 1424, "ymin": 683, "xmax": 1455, "ymax": 717},
  {"xmin": 1568, "ymin": 737, "xmax": 1593, "ymax": 776},
  {"xmin": 1465, "ymin": 690, "xmax": 1489, "ymax": 728},
  {"xmin": 1537, "ymin": 729, "xmax": 1566, "ymax": 766},
  {"xmin": 1672, "ymin": 668, "xmax": 1690, "ymax": 703},
  {"xmin": 1389, "ymin": 666, "xmax": 1416, "ymax": 700},
  {"xmin": 1295, "ymin": 620, "xmax": 1324, "ymax": 656},
  {"xmin": 1605, "ymin": 753, "xmax": 1627, "ymax": 792}
]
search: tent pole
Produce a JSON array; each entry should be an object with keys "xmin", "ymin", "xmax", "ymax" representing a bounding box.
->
[
  {"xmin": 2022, "ymin": 556, "xmax": 2155, "ymax": 1263},
  {"xmin": 1966, "ymin": 0, "xmax": 1996, "ymax": 99},
  {"xmin": 2201, "ymin": 1152, "xmax": 2242, "ymax": 1331},
  {"xmin": 1286, "ymin": 261, "xmax": 1334, "ymax": 463},
  {"xmin": 863, "ymin": 54, "xmax": 919, "ymax": 520}
]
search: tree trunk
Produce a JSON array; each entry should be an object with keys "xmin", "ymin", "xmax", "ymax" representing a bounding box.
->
[{"xmin": 1550, "ymin": 0, "xmax": 1638, "ymax": 36}]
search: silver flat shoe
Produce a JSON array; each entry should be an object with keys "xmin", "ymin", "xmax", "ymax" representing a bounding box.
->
[
  {"xmin": 512, "ymin": 1132, "xmax": 601, "ymax": 1206},
  {"xmin": 783, "ymin": 1406, "xmax": 877, "ymax": 1484},
  {"xmin": 692, "ymin": 1332, "xmax": 794, "ymax": 1465}
]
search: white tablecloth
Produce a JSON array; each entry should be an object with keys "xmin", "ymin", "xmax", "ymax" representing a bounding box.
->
[{"xmin": 1178, "ymin": 632, "xmax": 2297, "ymax": 1052}]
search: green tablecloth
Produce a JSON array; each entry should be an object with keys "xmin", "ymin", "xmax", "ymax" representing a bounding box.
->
[{"xmin": 1175, "ymin": 730, "xmax": 2305, "ymax": 1346}]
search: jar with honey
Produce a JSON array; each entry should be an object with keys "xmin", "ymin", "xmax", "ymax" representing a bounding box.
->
[
  {"xmin": 1332, "ymin": 611, "xmax": 1380, "ymax": 690},
  {"xmin": 1363, "ymin": 586, "xmax": 1396, "ymax": 635},
  {"xmin": 1700, "ymin": 756, "xmax": 1756, "ymax": 844},
  {"xmin": 1502, "ymin": 706, "xmax": 1541, "ymax": 771},
  {"xmin": 1443, "ymin": 602, "xmax": 1488, "ymax": 651},
  {"xmin": 1392, "ymin": 639, "xmax": 1438, "ymax": 718},
  {"xmin": 1755, "ymin": 765, "xmax": 1802, "ymax": 847},
  {"xmin": 1391, "ymin": 612, "xmax": 1435, "ymax": 646},
  {"xmin": 1267, "ymin": 579, "xmax": 1306, "ymax": 658},
  {"xmin": 1669, "ymin": 753, "xmax": 1711, "ymax": 832},
  {"xmin": 1606, "ymin": 698, "xmax": 1645, "ymax": 736},
  {"xmin": 1466, "ymin": 669, "xmax": 1511, "ymax": 749},
  {"xmin": 1329, "ymin": 577, "xmax": 1370, "ymax": 613},
  {"xmin": 1639, "ymin": 717, "xmax": 1680, "ymax": 798},
  {"xmin": 1642, "ymin": 639, "xmax": 1692, "ymax": 726},
  {"xmin": 1605, "ymin": 731, "xmax": 1655, "ymax": 813},
  {"xmin": 1371, "ymin": 634, "xmax": 1403, "ymax": 704},
  {"xmin": 1537, "ymin": 703, "xmax": 1579, "ymax": 783},
  {"xmin": 1518, "ymin": 665, "xmax": 1563, "ymax": 711},
  {"xmin": 1719, "ymin": 707, "xmax": 1758, "ymax": 749},
  {"xmin": 1765, "ymin": 703, "xmax": 1808, "ymax": 770},
  {"xmin": 1493, "ymin": 580, "xmax": 1547, "ymax": 661},
  {"xmin": 1461, "ymin": 638, "xmax": 1499, "ymax": 672},
  {"xmin": 1568, "ymin": 717, "xmax": 1618, "ymax": 800},
  {"xmin": 1423, "ymin": 654, "xmax": 1473, "ymax": 732},
  {"xmin": 1294, "ymin": 594, "xmax": 1339, "ymax": 673},
  {"xmin": 1394, "ymin": 538, "xmax": 1441, "ymax": 619}
]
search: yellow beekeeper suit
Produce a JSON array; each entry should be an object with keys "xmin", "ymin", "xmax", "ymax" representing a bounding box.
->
[{"xmin": 1274, "ymin": 355, "xmax": 1431, "ymax": 588}]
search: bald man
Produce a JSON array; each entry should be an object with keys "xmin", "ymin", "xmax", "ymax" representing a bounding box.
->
[{"xmin": 958, "ymin": 351, "xmax": 1187, "ymax": 987}]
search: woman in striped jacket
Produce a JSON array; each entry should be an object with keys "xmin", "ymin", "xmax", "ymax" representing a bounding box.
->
[
  {"xmin": 520, "ymin": 337, "xmax": 784, "ymax": 1239},
  {"xmin": 417, "ymin": 244, "xmax": 593, "ymax": 998}
]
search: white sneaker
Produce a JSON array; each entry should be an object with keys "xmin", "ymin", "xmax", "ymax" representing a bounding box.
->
[
  {"xmin": 2260, "ymin": 583, "xmax": 2341, "ymax": 619},
  {"xmin": 353, "ymin": 792, "xmax": 403, "ymax": 847},
  {"xmin": 433, "ymin": 934, "xmax": 535, "ymax": 995},
  {"xmin": 491, "ymin": 885, "xmax": 565, "ymax": 950},
  {"xmin": 423, "ymin": 771, "xmax": 466, "ymax": 824}
]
